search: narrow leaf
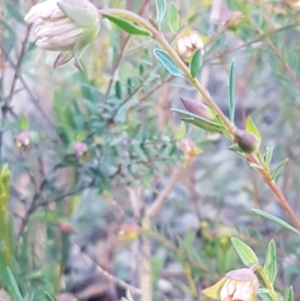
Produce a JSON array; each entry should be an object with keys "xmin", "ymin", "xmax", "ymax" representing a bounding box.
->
[
  {"xmin": 228, "ymin": 61, "xmax": 236, "ymax": 123},
  {"xmin": 190, "ymin": 49, "xmax": 202, "ymax": 79},
  {"xmin": 264, "ymin": 147, "xmax": 273, "ymax": 166},
  {"xmin": 231, "ymin": 237, "xmax": 259, "ymax": 267},
  {"xmin": 45, "ymin": 291, "xmax": 57, "ymax": 301},
  {"xmin": 263, "ymin": 240, "xmax": 277, "ymax": 284},
  {"xmin": 168, "ymin": 3, "xmax": 180, "ymax": 33},
  {"xmin": 153, "ymin": 49, "xmax": 184, "ymax": 77},
  {"xmin": 285, "ymin": 286, "xmax": 294, "ymax": 301},
  {"xmin": 251, "ymin": 209, "xmax": 300, "ymax": 235},
  {"xmin": 171, "ymin": 108, "xmax": 225, "ymax": 129},
  {"xmin": 271, "ymin": 158, "xmax": 288, "ymax": 181},
  {"xmin": 115, "ymin": 80, "xmax": 122, "ymax": 99},
  {"xmin": 182, "ymin": 118, "xmax": 221, "ymax": 133},
  {"xmin": 246, "ymin": 116, "xmax": 262, "ymax": 144},
  {"xmin": 155, "ymin": 0, "xmax": 166, "ymax": 26},
  {"xmin": 176, "ymin": 121, "xmax": 186, "ymax": 139},
  {"xmin": 102, "ymin": 14, "xmax": 151, "ymax": 36},
  {"xmin": 7, "ymin": 267, "xmax": 24, "ymax": 301}
]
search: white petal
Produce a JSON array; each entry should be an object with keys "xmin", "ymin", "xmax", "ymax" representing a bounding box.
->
[
  {"xmin": 232, "ymin": 282, "xmax": 253, "ymax": 301},
  {"xmin": 190, "ymin": 33, "xmax": 199, "ymax": 44},
  {"xmin": 45, "ymin": 27, "xmax": 82, "ymax": 49},
  {"xmin": 220, "ymin": 279, "xmax": 234, "ymax": 301},
  {"xmin": 25, "ymin": 0, "xmax": 63, "ymax": 23},
  {"xmin": 36, "ymin": 19, "xmax": 79, "ymax": 38}
]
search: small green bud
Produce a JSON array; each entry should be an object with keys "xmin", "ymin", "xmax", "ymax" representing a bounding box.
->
[
  {"xmin": 180, "ymin": 97, "xmax": 214, "ymax": 121},
  {"xmin": 234, "ymin": 129, "xmax": 260, "ymax": 153}
]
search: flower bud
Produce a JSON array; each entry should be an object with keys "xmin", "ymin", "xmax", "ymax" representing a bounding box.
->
[
  {"xmin": 118, "ymin": 224, "xmax": 140, "ymax": 242},
  {"xmin": 16, "ymin": 131, "xmax": 31, "ymax": 150},
  {"xmin": 25, "ymin": 0, "xmax": 100, "ymax": 68},
  {"xmin": 202, "ymin": 268, "xmax": 259, "ymax": 301},
  {"xmin": 234, "ymin": 130, "xmax": 259, "ymax": 153},
  {"xmin": 176, "ymin": 27, "xmax": 204, "ymax": 61},
  {"xmin": 74, "ymin": 141, "xmax": 90, "ymax": 161},
  {"xmin": 224, "ymin": 11, "xmax": 244, "ymax": 29},
  {"xmin": 177, "ymin": 138, "xmax": 203, "ymax": 161},
  {"xmin": 180, "ymin": 97, "xmax": 214, "ymax": 121}
]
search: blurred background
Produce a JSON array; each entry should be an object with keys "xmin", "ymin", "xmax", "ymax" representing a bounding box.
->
[{"xmin": 1, "ymin": 0, "xmax": 300, "ymax": 300}]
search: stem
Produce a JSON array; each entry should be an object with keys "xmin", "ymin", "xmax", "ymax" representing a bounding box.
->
[
  {"xmin": 256, "ymin": 266, "xmax": 278, "ymax": 301},
  {"xmin": 98, "ymin": 9, "xmax": 300, "ymax": 230}
]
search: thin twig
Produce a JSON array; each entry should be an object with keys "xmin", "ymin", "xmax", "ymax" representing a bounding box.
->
[
  {"xmin": 72, "ymin": 243, "xmax": 142, "ymax": 296},
  {"xmin": 146, "ymin": 166, "xmax": 182, "ymax": 218}
]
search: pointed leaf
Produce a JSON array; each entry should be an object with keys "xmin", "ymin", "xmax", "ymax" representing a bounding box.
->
[
  {"xmin": 202, "ymin": 277, "xmax": 226, "ymax": 299},
  {"xmin": 264, "ymin": 147, "xmax": 273, "ymax": 166},
  {"xmin": 246, "ymin": 116, "xmax": 262, "ymax": 144},
  {"xmin": 263, "ymin": 240, "xmax": 277, "ymax": 284},
  {"xmin": 171, "ymin": 108, "xmax": 225, "ymax": 129},
  {"xmin": 103, "ymin": 14, "xmax": 151, "ymax": 36},
  {"xmin": 231, "ymin": 237, "xmax": 259, "ymax": 267},
  {"xmin": 153, "ymin": 49, "xmax": 184, "ymax": 77},
  {"xmin": 228, "ymin": 61, "xmax": 236, "ymax": 123},
  {"xmin": 176, "ymin": 121, "xmax": 186, "ymax": 139},
  {"xmin": 251, "ymin": 209, "xmax": 300, "ymax": 235},
  {"xmin": 155, "ymin": 0, "xmax": 166, "ymax": 26},
  {"xmin": 7, "ymin": 267, "xmax": 24, "ymax": 301},
  {"xmin": 182, "ymin": 118, "xmax": 221, "ymax": 133},
  {"xmin": 285, "ymin": 286, "xmax": 294, "ymax": 301},
  {"xmin": 190, "ymin": 49, "xmax": 202, "ymax": 79},
  {"xmin": 271, "ymin": 158, "xmax": 288, "ymax": 181},
  {"xmin": 168, "ymin": 3, "xmax": 180, "ymax": 33}
]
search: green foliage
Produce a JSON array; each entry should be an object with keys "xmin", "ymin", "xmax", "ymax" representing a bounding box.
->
[
  {"xmin": 102, "ymin": 14, "xmax": 151, "ymax": 36},
  {"xmin": 189, "ymin": 49, "xmax": 202, "ymax": 79},
  {"xmin": 231, "ymin": 237, "xmax": 259, "ymax": 267},
  {"xmin": 168, "ymin": 3, "xmax": 180, "ymax": 33},
  {"xmin": 153, "ymin": 48, "xmax": 184, "ymax": 77},
  {"xmin": 2, "ymin": 1, "xmax": 300, "ymax": 300}
]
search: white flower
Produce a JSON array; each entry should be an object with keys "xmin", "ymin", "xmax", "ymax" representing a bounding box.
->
[
  {"xmin": 220, "ymin": 269, "xmax": 259, "ymax": 301},
  {"xmin": 176, "ymin": 28, "xmax": 204, "ymax": 60},
  {"xmin": 202, "ymin": 268, "xmax": 259, "ymax": 301},
  {"xmin": 25, "ymin": 0, "xmax": 100, "ymax": 68}
]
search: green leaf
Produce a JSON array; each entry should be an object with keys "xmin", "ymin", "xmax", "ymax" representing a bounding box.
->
[
  {"xmin": 168, "ymin": 3, "xmax": 180, "ymax": 33},
  {"xmin": 155, "ymin": 0, "xmax": 166, "ymax": 26},
  {"xmin": 264, "ymin": 147, "xmax": 273, "ymax": 166},
  {"xmin": 228, "ymin": 61, "xmax": 236, "ymax": 123},
  {"xmin": 171, "ymin": 108, "xmax": 225, "ymax": 131},
  {"xmin": 285, "ymin": 286, "xmax": 294, "ymax": 301},
  {"xmin": 19, "ymin": 115, "xmax": 29, "ymax": 131},
  {"xmin": 115, "ymin": 80, "xmax": 122, "ymax": 99},
  {"xmin": 45, "ymin": 291, "xmax": 57, "ymax": 301},
  {"xmin": 259, "ymin": 291, "xmax": 273, "ymax": 301},
  {"xmin": 246, "ymin": 116, "xmax": 262, "ymax": 144},
  {"xmin": 271, "ymin": 158, "xmax": 288, "ymax": 181},
  {"xmin": 76, "ymin": 131, "xmax": 87, "ymax": 141},
  {"xmin": 6, "ymin": 2, "xmax": 25, "ymax": 24},
  {"xmin": 102, "ymin": 14, "xmax": 151, "ymax": 36},
  {"xmin": 153, "ymin": 49, "xmax": 184, "ymax": 77},
  {"xmin": 264, "ymin": 240, "xmax": 277, "ymax": 284},
  {"xmin": 7, "ymin": 267, "xmax": 24, "ymax": 301},
  {"xmin": 182, "ymin": 118, "xmax": 221, "ymax": 133},
  {"xmin": 176, "ymin": 121, "xmax": 186, "ymax": 139},
  {"xmin": 190, "ymin": 49, "xmax": 202, "ymax": 79},
  {"xmin": 231, "ymin": 237, "xmax": 259, "ymax": 267},
  {"xmin": 251, "ymin": 209, "xmax": 300, "ymax": 235}
]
